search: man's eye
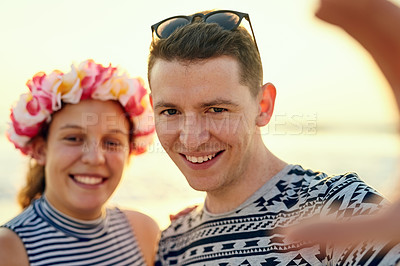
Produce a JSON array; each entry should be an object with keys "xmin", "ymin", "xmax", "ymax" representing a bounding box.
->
[
  {"xmin": 161, "ymin": 109, "xmax": 179, "ymax": 116},
  {"xmin": 209, "ymin": 107, "xmax": 227, "ymax": 113}
]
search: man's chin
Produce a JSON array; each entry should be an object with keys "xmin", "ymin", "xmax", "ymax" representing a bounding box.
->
[{"xmin": 185, "ymin": 177, "xmax": 216, "ymax": 192}]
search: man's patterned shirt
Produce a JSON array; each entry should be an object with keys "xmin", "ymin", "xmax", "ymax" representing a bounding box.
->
[{"xmin": 156, "ymin": 165, "xmax": 400, "ymax": 265}]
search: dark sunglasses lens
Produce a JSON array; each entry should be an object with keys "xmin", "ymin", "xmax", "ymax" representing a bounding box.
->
[
  {"xmin": 157, "ymin": 17, "xmax": 190, "ymax": 38},
  {"xmin": 205, "ymin": 12, "xmax": 240, "ymax": 30}
]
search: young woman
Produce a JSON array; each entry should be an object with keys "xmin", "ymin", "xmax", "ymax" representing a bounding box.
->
[{"xmin": 0, "ymin": 59, "xmax": 159, "ymax": 265}]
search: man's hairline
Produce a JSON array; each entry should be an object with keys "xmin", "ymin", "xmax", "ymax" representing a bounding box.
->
[{"xmin": 148, "ymin": 56, "xmax": 260, "ymax": 98}]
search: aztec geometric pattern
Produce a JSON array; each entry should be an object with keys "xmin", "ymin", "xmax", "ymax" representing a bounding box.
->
[{"xmin": 156, "ymin": 165, "xmax": 400, "ymax": 266}]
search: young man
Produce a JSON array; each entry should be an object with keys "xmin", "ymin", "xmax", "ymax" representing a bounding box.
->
[{"xmin": 148, "ymin": 10, "xmax": 400, "ymax": 265}]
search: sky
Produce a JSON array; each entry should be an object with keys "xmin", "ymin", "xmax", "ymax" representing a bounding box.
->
[
  {"xmin": 0, "ymin": 0, "xmax": 398, "ymax": 133},
  {"xmin": 1, "ymin": 0, "xmax": 400, "ymax": 227}
]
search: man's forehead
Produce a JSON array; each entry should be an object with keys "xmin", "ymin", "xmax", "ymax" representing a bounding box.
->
[
  {"xmin": 151, "ymin": 56, "xmax": 240, "ymax": 72},
  {"xmin": 150, "ymin": 56, "xmax": 241, "ymax": 89}
]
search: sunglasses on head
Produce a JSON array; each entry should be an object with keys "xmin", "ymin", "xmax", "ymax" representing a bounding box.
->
[{"xmin": 151, "ymin": 10, "xmax": 259, "ymax": 52}]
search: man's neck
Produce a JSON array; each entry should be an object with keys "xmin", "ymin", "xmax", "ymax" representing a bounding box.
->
[{"xmin": 204, "ymin": 146, "xmax": 287, "ymax": 214}]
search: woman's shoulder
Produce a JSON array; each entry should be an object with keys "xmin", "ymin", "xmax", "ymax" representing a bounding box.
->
[
  {"xmin": 122, "ymin": 209, "xmax": 160, "ymax": 266},
  {"xmin": 0, "ymin": 227, "xmax": 29, "ymax": 265},
  {"xmin": 122, "ymin": 209, "xmax": 160, "ymax": 241},
  {"xmin": 2, "ymin": 204, "xmax": 37, "ymax": 231},
  {"xmin": 123, "ymin": 209, "xmax": 158, "ymax": 225}
]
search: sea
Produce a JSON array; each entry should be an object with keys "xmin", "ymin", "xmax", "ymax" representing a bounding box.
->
[{"xmin": 1, "ymin": 125, "xmax": 399, "ymax": 230}]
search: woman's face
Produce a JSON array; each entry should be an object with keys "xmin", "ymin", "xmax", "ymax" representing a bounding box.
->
[{"xmin": 39, "ymin": 99, "xmax": 131, "ymax": 220}]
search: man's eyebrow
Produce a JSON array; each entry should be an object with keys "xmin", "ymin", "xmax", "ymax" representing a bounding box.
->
[
  {"xmin": 154, "ymin": 99, "xmax": 240, "ymax": 110},
  {"xmin": 154, "ymin": 101, "xmax": 177, "ymax": 110},
  {"xmin": 199, "ymin": 99, "xmax": 240, "ymax": 108}
]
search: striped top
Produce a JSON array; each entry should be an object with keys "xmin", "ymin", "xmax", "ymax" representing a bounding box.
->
[{"xmin": 2, "ymin": 197, "xmax": 145, "ymax": 266}]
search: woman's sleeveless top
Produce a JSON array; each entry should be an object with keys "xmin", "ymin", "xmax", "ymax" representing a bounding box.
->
[{"xmin": 2, "ymin": 197, "xmax": 146, "ymax": 265}]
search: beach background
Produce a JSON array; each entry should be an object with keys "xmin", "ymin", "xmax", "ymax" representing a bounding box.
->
[{"xmin": 1, "ymin": 0, "xmax": 400, "ymax": 230}]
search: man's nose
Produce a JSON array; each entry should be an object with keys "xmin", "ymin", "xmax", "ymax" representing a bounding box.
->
[{"xmin": 179, "ymin": 115, "xmax": 210, "ymax": 150}]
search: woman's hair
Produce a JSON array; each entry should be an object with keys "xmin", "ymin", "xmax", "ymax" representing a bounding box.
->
[
  {"xmin": 17, "ymin": 102, "xmax": 135, "ymax": 209},
  {"xmin": 17, "ymin": 123, "xmax": 49, "ymax": 209},
  {"xmin": 18, "ymin": 161, "xmax": 45, "ymax": 209}
]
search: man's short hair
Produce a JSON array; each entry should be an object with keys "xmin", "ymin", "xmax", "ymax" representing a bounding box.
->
[{"xmin": 148, "ymin": 16, "xmax": 263, "ymax": 97}]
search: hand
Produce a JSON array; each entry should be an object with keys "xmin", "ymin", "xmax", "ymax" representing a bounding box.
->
[
  {"xmin": 169, "ymin": 205, "xmax": 198, "ymax": 221},
  {"xmin": 315, "ymin": 0, "xmax": 374, "ymax": 26},
  {"xmin": 286, "ymin": 202, "xmax": 400, "ymax": 245}
]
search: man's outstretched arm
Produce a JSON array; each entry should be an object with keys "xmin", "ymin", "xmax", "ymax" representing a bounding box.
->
[
  {"xmin": 316, "ymin": 0, "xmax": 400, "ymax": 111},
  {"xmin": 288, "ymin": 0, "xmax": 400, "ymax": 245}
]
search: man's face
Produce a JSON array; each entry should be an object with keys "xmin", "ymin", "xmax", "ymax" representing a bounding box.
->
[{"xmin": 150, "ymin": 56, "xmax": 264, "ymax": 194}]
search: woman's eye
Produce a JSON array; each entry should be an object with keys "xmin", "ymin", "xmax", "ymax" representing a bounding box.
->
[
  {"xmin": 104, "ymin": 140, "xmax": 124, "ymax": 151},
  {"xmin": 64, "ymin": 136, "xmax": 83, "ymax": 142},
  {"xmin": 161, "ymin": 109, "xmax": 179, "ymax": 116},
  {"xmin": 209, "ymin": 107, "xmax": 227, "ymax": 113},
  {"xmin": 105, "ymin": 140, "xmax": 120, "ymax": 147}
]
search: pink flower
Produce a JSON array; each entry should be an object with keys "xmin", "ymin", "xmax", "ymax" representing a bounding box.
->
[
  {"xmin": 132, "ymin": 100, "xmax": 155, "ymax": 138},
  {"xmin": 131, "ymin": 132, "xmax": 155, "ymax": 155},
  {"xmin": 26, "ymin": 93, "xmax": 53, "ymax": 115},
  {"xmin": 26, "ymin": 71, "xmax": 62, "ymax": 113},
  {"xmin": 9, "ymin": 70, "xmax": 62, "ymax": 141},
  {"xmin": 26, "ymin": 96, "xmax": 41, "ymax": 115},
  {"xmin": 79, "ymin": 60, "xmax": 117, "ymax": 100},
  {"xmin": 26, "ymin": 72, "xmax": 46, "ymax": 92},
  {"xmin": 123, "ymin": 80, "xmax": 147, "ymax": 116},
  {"xmin": 11, "ymin": 93, "xmax": 50, "ymax": 127},
  {"xmin": 6, "ymin": 125, "xmax": 31, "ymax": 155},
  {"xmin": 10, "ymin": 111, "xmax": 43, "ymax": 138}
]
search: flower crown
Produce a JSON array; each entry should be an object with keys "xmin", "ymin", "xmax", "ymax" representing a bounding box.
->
[{"xmin": 7, "ymin": 59, "xmax": 155, "ymax": 155}]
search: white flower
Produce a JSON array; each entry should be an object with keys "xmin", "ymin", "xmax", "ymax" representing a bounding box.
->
[
  {"xmin": 118, "ymin": 77, "xmax": 140, "ymax": 106},
  {"xmin": 133, "ymin": 100, "xmax": 155, "ymax": 135},
  {"xmin": 6, "ymin": 124, "xmax": 31, "ymax": 151},
  {"xmin": 56, "ymin": 65, "xmax": 82, "ymax": 106},
  {"xmin": 12, "ymin": 93, "xmax": 50, "ymax": 127}
]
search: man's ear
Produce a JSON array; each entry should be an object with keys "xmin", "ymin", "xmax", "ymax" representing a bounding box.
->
[
  {"xmin": 256, "ymin": 82, "xmax": 276, "ymax": 127},
  {"xmin": 30, "ymin": 138, "xmax": 47, "ymax": 166}
]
